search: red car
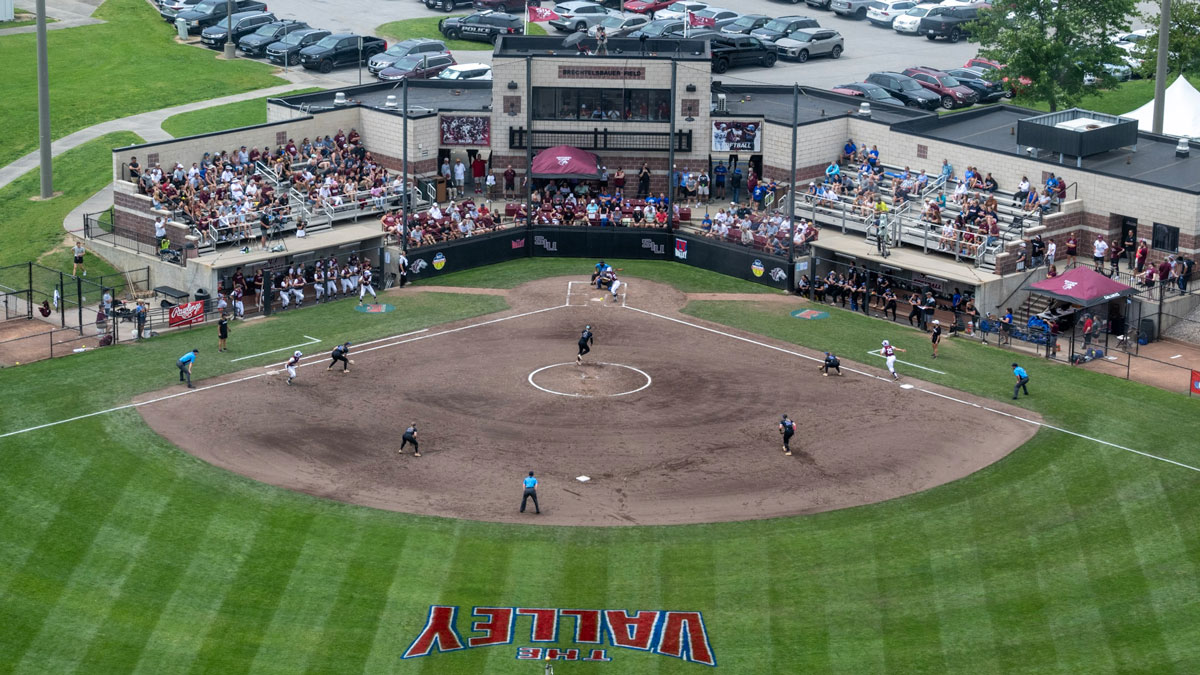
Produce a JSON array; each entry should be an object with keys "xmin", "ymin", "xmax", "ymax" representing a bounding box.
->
[
  {"xmin": 624, "ymin": 0, "xmax": 674, "ymax": 14},
  {"xmin": 901, "ymin": 66, "xmax": 978, "ymax": 109},
  {"xmin": 964, "ymin": 57, "xmax": 1030, "ymax": 97}
]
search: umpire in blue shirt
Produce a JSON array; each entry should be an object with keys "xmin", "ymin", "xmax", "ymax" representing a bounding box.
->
[
  {"xmin": 1012, "ymin": 362, "xmax": 1030, "ymax": 399},
  {"xmin": 520, "ymin": 471, "xmax": 540, "ymax": 514},
  {"xmin": 178, "ymin": 349, "xmax": 198, "ymax": 389}
]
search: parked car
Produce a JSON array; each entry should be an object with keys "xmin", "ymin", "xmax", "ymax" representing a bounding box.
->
[
  {"xmin": 710, "ymin": 34, "xmax": 776, "ymax": 72},
  {"xmin": 426, "ymin": 0, "xmax": 474, "ymax": 12},
  {"xmin": 439, "ymin": 11, "xmax": 524, "ymax": 42},
  {"xmin": 587, "ymin": 13, "xmax": 650, "ymax": 37},
  {"xmin": 378, "ymin": 52, "xmax": 457, "ymax": 81},
  {"xmin": 831, "ymin": 81, "xmax": 904, "ymax": 106},
  {"xmin": 1083, "ymin": 62, "xmax": 1131, "ymax": 85},
  {"xmin": 687, "ymin": 7, "xmax": 740, "ymax": 29},
  {"xmin": 944, "ymin": 67, "xmax": 1006, "ymax": 102},
  {"xmin": 159, "ymin": 0, "xmax": 203, "ymax": 22},
  {"xmin": 175, "ymin": 0, "xmax": 266, "ymax": 34},
  {"xmin": 964, "ymin": 56, "xmax": 1029, "ymax": 96},
  {"xmin": 805, "ymin": 0, "xmax": 833, "ymax": 9},
  {"xmin": 919, "ymin": 4, "xmax": 979, "ymax": 42},
  {"xmin": 200, "ymin": 10, "xmax": 275, "ymax": 50},
  {"xmin": 627, "ymin": 18, "xmax": 684, "ymax": 37},
  {"xmin": 368, "ymin": 38, "xmax": 448, "ymax": 75},
  {"xmin": 750, "ymin": 15, "xmax": 819, "ymax": 44},
  {"xmin": 473, "ymin": 0, "xmax": 540, "ymax": 10},
  {"xmin": 436, "ymin": 62, "xmax": 493, "ymax": 80},
  {"xmin": 549, "ymin": 1, "xmax": 620, "ymax": 31},
  {"xmin": 238, "ymin": 19, "xmax": 308, "ymax": 57},
  {"xmin": 864, "ymin": 71, "xmax": 939, "ymax": 108},
  {"xmin": 866, "ymin": 0, "xmax": 916, "ymax": 26},
  {"xmin": 623, "ymin": 0, "xmax": 675, "ymax": 14},
  {"xmin": 720, "ymin": 13, "xmax": 769, "ymax": 34},
  {"xmin": 265, "ymin": 29, "xmax": 329, "ymax": 67},
  {"xmin": 831, "ymin": 0, "xmax": 873, "ymax": 20},
  {"xmin": 891, "ymin": 3, "xmax": 939, "ymax": 34},
  {"xmin": 775, "ymin": 28, "xmax": 842, "ymax": 62},
  {"xmin": 298, "ymin": 34, "xmax": 386, "ymax": 72},
  {"xmin": 901, "ymin": 66, "xmax": 978, "ymax": 108},
  {"xmin": 655, "ymin": 0, "xmax": 707, "ymax": 20}
]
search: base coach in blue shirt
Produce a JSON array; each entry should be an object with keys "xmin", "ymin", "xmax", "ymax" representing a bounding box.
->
[
  {"xmin": 520, "ymin": 471, "xmax": 540, "ymax": 514},
  {"xmin": 1012, "ymin": 362, "xmax": 1030, "ymax": 399},
  {"xmin": 178, "ymin": 349, "xmax": 198, "ymax": 389}
]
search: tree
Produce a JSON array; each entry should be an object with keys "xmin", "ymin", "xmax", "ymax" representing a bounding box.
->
[
  {"xmin": 968, "ymin": 0, "xmax": 1137, "ymax": 111},
  {"xmin": 1133, "ymin": 1, "xmax": 1200, "ymax": 78}
]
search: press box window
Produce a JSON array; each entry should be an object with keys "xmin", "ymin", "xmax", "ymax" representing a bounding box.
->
[
  {"xmin": 1152, "ymin": 222, "xmax": 1179, "ymax": 252},
  {"xmin": 532, "ymin": 88, "xmax": 671, "ymax": 121}
]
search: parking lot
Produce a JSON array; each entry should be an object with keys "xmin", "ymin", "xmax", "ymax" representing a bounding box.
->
[{"xmin": 202, "ymin": 0, "xmax": 981, "ymax": 90}]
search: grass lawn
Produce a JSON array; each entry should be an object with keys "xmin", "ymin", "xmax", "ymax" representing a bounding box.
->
[
  {"xmin": 0, "ymin": 132, "xmax": 142, "ymax": 298},
  {"xmin": 0, "ymin": 0, "xmax": 283, "ymax": 169},
  {"xmin": 376, "ymin": 15, "xmax": 546, "ymax": 51},
  {"xmin": 0, "ymin": 15, "xmax": 55, "ymax": 29},
  {"xmin": 414, "ymin": 256, "xmax": 780, "ymax": 292},
  {"xmin": 1016, "ymin": 73, "xmax": 1200, "ymax": 116},
  {"xmin": 160, "ymin": 88, "xmax": 325, "ymax": 138},
  {"xmin": 1, "ymin": 260, "xmax": 1199, "ymax": 672}
]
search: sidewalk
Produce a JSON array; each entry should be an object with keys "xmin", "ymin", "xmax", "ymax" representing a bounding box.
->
[{"xmin": 1, "ymin": 0, "xmax": 103, "ymax": 36}]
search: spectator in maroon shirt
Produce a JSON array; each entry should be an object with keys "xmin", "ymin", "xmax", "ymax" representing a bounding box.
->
[{"xmin": 1158, "ymin": 257, "xmax": 1174, "ymax": 286}]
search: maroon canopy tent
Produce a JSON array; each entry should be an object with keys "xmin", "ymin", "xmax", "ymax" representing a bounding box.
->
[
  {"xmin": 530, "ymin": 145, "xmax": 602, "ymax": 181},
  {"xmin": 1023, "ymin": 266, "xmax": 1137, "ymax": 305}
]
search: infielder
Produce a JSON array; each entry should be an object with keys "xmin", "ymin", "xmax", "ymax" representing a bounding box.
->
[
  {"xmin": 400, "ymin": 423, "xmax": 420, "ymax": 457},
  {"xmin": 327, "ymin": 341, "xmax": 353, "ymax": 372},
  {"xmin": 881, "ymin": 339, "xmax": 906, "ymax": 380},
  {"xmin": 779, "ymin": 414, "xmax": 795, "ymax": 456},
  {"xmin": 820, "ymin": 352, "xmax": 842, "ymax": 376},
  {"xmin": 358, "ymin": 266, "xmax": 377, "ymax": 304},
  {"xmin": 576, "ymin": 325, "xmax": 594, "ymax": 365},
  {"xmin": 285, "ymin": 350, "xmax": 302, "ymax": 385}
]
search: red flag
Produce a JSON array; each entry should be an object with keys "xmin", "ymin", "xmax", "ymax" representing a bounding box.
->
[
  {"xmin": 1191, "ymin": 369, "xmax": 1200, "ymax": 396},
  {"xmin": 528, "ymin": 5, "xmax": 560, "ymax": 21},
  {"xmin": 688, "ymin": 11, "xmax": 714, "ymax": 27}
]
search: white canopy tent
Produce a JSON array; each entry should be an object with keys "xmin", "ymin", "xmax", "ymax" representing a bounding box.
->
[{"xmin": 1123, "ymin": 76, "xmax": 1200, "ymax": 138}]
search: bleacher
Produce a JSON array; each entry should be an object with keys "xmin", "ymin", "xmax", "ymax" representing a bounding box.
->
[{"xmin": 794, "ymin": 159, "xmax": 1045, "ymax": 273}]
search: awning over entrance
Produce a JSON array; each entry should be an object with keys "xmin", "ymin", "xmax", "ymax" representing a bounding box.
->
[
  {"xmin": 530, "ymin": 145, "xmax": 602, "ymax": 180},
  {"xmin": 1023, "ymin": 265, "xmax": 1138, "ymax": 305}
]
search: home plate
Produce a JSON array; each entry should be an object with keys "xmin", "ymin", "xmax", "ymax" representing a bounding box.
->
[
  {"xmin": 899, "ymin": 384, "xmax": 915, "ymax": 390},
  {"xmin": 576, "ymin": 475, "xmax": 591, "ymax": 482}
]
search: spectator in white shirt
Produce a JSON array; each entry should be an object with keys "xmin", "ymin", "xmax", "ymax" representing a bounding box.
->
[{"xmin": 1092, "ymin": 236, "xmax": 1108, "ymax": 271}]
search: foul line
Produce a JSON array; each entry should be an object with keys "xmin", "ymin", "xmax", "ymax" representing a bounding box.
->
[
  {"xmin": 231, "ymin": 335, "xmax": 325, "ymax": 362},
  {"xmin": 865, "ymin": 349, "xmax": 947, "ymax": 374},
  {"xmin": 0, "ymin": 305, "xmax": 565, "ymax": 440},
  {"xmin": 623, "ymin": 304, "xmax": 1200, "ymax": 474}
]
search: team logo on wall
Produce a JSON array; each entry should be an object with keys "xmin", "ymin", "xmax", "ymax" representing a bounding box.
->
[
  {"xmin": 409, "ymin": 259, "xmax": 428, "ymax": 274},
  {"xmin": 711, "ymin": 121, "xmax": 760, "ymax": 152},
  {"xmin": 439, "ymin": 116, "xmax": 491, "ymax": 146},
  {"xmin": 769, "ymin": 267, "xmax": 786, "ymax": 282},
  {"xmin": 751, "ymin": 259, "xmax": 764, "ymax": 277},
  {"xmin": 674, "ymin": 239, "xmax": 688, "ymax": 260},
  {"xmin": 402, "ymin": 605, "xmax": 716, "ymax": 666},
  {"xmin": 511, "ymin": 238, "xmax": 526, "ymax": 249},
  {"xmin": 433, "ymin": 252, "xmax": 447, "ymax": 270}
]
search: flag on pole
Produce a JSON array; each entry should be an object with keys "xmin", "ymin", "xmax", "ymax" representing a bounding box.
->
[
  {"xmin": 528, "ymin": 5, "xmax": 560, "ymax": 21},
  {"xmin": 688, "ymin": 10, "xmax": 714, "ymax": 27}
]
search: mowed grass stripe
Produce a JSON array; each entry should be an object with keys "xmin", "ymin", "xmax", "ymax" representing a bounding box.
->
[
  {"xmin": 188, "ymin": 504, "xmax": 318, "ymax": 672},
  {"xmin": 361, "ymin": 521, "xmax": 462, "ymax": 672},
  {"xmin": 1156, "ymin": 473, "xmax": 1200, "ymax": 669},
  {"xmin": 764, "ymin": 521, "xmax": 826, "ymax": 670},
  {"xmin": 605, "ymin": 530, "xmax": 663, "ymax": 674},
  {"xmin": 922, "ymin": 507, "xmax": 999, "ymax": 673},
  {"xmin": 13, "ymin": 476, "xmax": 171, "ymax": 673},
  {"xmin": 874, "ymin": 507, "xmax": 946, "ymax": 673},
  {"xmin": 716, "ymin": 528, "xmax": 773, "ymax": 670},
  {"xmin": 661, "ymin": 534, "xmax": 716, "ymax": 668},
  {"xmin": 0, "ymin": 423, "xmax": 141, "ymax": 672},
  {"xmin": 303, "ymin": 518, "xmax": 407, "ymax": 674},
  {"xmin": 822, "ymin": 523, "xmax": 884, "ymax": 674},
  {"xmin": 247, "ymin": 510, "xmax": 367, "ymax": 674},
  {"xmin": 130, "ymin": 497, "xmax": 273, "ymax": 673},
  {"xmin": 481, "ymin": 529, "xmax": 569, "ymax": 671}
]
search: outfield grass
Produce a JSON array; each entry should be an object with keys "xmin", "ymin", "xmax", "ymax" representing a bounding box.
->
[
  {"xmin": 376, "ymin": 15, "xmax": 546, "ymax": 52},
  {"xmin": 160, "ymin": 88, "xmax": 325, "ymax": 138},
  {"xmin": 415, "ymin": 256, "xmax": 779, "ymax": 293},
  {"xmin": 1, "ymin": 259, "xmax": 1199, "ymax": 672},
  {"xmin": 0, "ymin": 0, "xmax": 283, "ymax": 168}
]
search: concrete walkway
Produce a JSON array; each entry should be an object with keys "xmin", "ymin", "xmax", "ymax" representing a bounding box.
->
[{"xmin": 1, "ymin": 0, "xmax": 103, "ymax": 36}]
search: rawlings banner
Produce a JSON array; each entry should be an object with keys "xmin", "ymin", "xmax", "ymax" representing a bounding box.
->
[
  {"xmin": 168, "ymin": 300, "xmax": 206, "ymax": 327},
  {"xmin": 711, "ymin": 120, "xmax": 761, "ymax": 152},
  {"xmin": 688, "ymin": 10, "xmax": 714, "ymax": 27},
  {"xmin": 1191, "ymin": 369, "xmax": 1200, "ymax": 396},
  {"xmin": 528, "ymin": 5, "xmax": 560, "ymax": 21}
]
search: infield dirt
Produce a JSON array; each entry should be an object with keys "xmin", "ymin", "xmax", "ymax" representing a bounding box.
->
[{"xmin": 138, "ymin": 277, "xmax": 1036, "ymax": 526}]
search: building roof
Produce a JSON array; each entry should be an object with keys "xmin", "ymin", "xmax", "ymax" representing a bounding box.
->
[
  {"xmin": 892, "ymin": 105, "xmax": 1200, "ymax": 194},
  {"xmin": 494, "ymin": 35, "xmax": 711, "ymax": 60},
  {"xmin": 711, "ymin": 84, "xmax": 931, "ymax": 127},
  {"xmin": 273, "ymin": 80, "xmax": 492, "ymax": 118}
]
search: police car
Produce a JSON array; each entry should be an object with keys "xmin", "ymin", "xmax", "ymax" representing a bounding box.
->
[{"xmin": 438, "ymin": 11, "xmax": 524, "ymax": 43}]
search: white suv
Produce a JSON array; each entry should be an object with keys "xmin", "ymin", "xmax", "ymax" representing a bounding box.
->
[
  {"xmin": 436, "ymin": 63, "xmax": 493, "ymax": 80},
  {"xmin": 892, "ymin": 3, "xmax": 939, "ymax": 33},
  {"xmin": 866, "ymin": 0, "xmax": 916, "ymax": 26}
]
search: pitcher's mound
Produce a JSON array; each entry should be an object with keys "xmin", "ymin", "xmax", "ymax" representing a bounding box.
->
[{"xmin": 528, "ymin": 362, "xmax": 651, "ymax": 398}]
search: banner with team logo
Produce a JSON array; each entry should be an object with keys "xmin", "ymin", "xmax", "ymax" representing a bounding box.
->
[{"xmin": 711, "ymin": 121, "xmax": 761, "ymax": 152}]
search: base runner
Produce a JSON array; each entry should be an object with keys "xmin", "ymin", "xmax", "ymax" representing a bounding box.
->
[
  {"xmin": 881, "ymin": 339, "xmax": 906, "ymax": 380},
  {"xmin": 285, "ymin": 350, "xmax": 302, "ymax": 385}
]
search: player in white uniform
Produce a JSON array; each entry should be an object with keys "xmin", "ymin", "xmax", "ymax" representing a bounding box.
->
[
  {"xmin": 285, "ymin": 350, "xmax": 302, "ymax": 385},
  {"xmin": 325, "ymin": 257, "xmax": 339, "ymax": 299},
  {"xmin": 340, "ymin": 263, "xmax": 354, "ymax": 295},
  {"xmin": 881, "ymin": 339, "xmax": 907, "ymax": 380},
  {"xmin": 601, "ymin": 268, "xmax": 622, "ymax": 302},
  {"xmin": 358, "ymin": 267, "xmax": 377, "ymax": 304},
  {"xmin": 275, "ymin": 272, "xmax": 289, "ymax": 310},
  {"xmin": 313, "ymin": 264, "xmax": 325, "ymax": 303},
  {"xmin": 230, "ymin": 286, "xmax": 245, "ymax": 319},
  {"xmin": 290, "ymin": 271, "xmax": 305, "ymax": 307}
]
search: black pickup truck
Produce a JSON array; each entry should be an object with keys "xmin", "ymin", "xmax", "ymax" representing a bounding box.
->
[
  {"xmin": 919, "ymin": 5, "xmax": 979, "ymax": 43},
  {"xmin": 174, "ymin": 0, "xmax": 267, "ymax": 34},
  {"xmin": 710, "ymin": 35, "xmax": 777, "ymax": 73}
]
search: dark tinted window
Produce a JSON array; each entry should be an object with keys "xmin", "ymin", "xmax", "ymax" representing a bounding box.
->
[{"xmin": 1152, "ymin": 223, "xmax": 1179, "ymax": 252}]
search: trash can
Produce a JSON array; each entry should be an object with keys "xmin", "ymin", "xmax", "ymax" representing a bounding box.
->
[
  {"xmin": 1139, "ymin": 317, "xmax": 1156, "ymax": 343},
  {"xmin": 435, "ymin": 176, "xmax": 447, "ymax": 203},
  {"xmin": 193, "ymin": 289, "xmax": 211, "ymax": 312},
  {"xmin": 175, "ymin": 18, "xmax": 190, "ymax": 40}
]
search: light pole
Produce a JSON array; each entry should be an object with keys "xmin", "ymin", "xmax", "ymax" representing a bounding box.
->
[
  {"xmin": 1151, "ymin": 0, "xmax": 1171, "ymax": 134},
  {"xmin": 35, "ymin": 0, "xmax": 52, "ymax": 198},
  {"xmin": 222, "ymin": 0, "xmax": 235, "ymax": 59}
]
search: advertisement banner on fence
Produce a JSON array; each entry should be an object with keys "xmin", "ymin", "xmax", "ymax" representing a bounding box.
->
[
  {"xmin": 1191, "ymin": 369, "xmax": 1200, "ymax": 396},
  {"xmin": 168, "ymin": 300, "xmax": 206, "ymax": 327},
  {"xmin": 711, "ymin": 121, "xmax": 761, "ymax": 152}
]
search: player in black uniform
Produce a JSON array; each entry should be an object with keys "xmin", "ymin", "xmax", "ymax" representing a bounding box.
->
[
  {"xmin": 931, "ymin": 319, "xmax": 943, "ymax": 358},
  {"xmin": 327, "ymin": 341, "xmax": 352, "ymax": 373},
  {"xmin": 576, "ymin": 325, "xmax": 594, "ymax": 365},
  {"xmin": 400, "ymin": 423, "xmax": 419, "ymax": 457},
  {"xmin": 779, "ymin": 414, "xmax": 795, "ymax": 456},
  {"xmin": 820, "ymin": 352, "xmax": 842, "ymax": 376}
]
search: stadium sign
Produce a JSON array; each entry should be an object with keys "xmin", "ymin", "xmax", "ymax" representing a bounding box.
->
[{"xmin": 402, "ymin": 605, "xmax": 716, "ymax": 666}]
